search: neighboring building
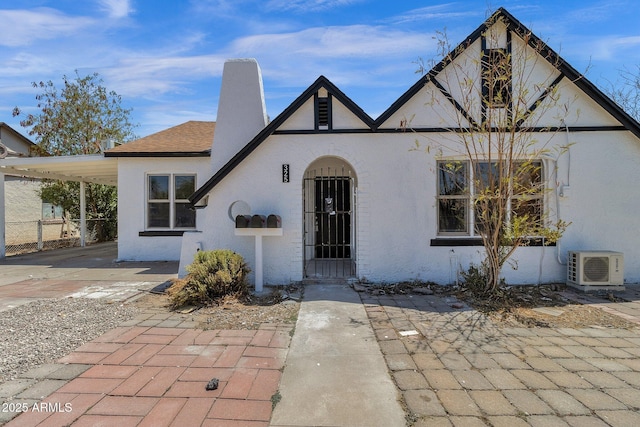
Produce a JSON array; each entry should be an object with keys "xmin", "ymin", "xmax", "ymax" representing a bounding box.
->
[
  {"xmin": 0, "ymin": 123, "xmax": 64, "ymax": 252},
  {"xmin": 1, "ymin": 122, "xmax": 36, "ymax": 157},
  {"xmin": 106, "ymin": 8, "xmax": 640, "ymax": 287},
  {"xmin": 0, "ymin": 123, "xmax": 41, "ymax": 224}
]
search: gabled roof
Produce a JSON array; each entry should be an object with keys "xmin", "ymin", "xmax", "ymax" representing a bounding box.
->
[
  {"xmin": 189, "ymin": 76, "xmax": 374, "ymax": 204},
  {"xmin": 0, "ymin": 122, "xmax": 37, "ymax": 156},
  {"xmin": 105, "ymin": 120, "xmax": 214, "ymax": 157},
  {"xmin": 190, "ymin": 7, "xmax": 640, "ymax": 205},
  {"xmin": 375, "ymin": 7, "xmax": 640, "ymax": 139}
]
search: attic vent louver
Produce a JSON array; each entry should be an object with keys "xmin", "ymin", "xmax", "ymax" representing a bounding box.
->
[
  {"xmin": 315, "ymin": 92, "xmax": 331, "ymax": 130},
  {"xmin": 318, "ymin": 98, "xmax": 329, "ymax": 124}
]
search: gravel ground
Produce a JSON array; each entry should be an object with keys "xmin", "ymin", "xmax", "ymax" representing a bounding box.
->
[{"xmin": 0, "ymin": 298, "xmax": 139, "ymax": 383}]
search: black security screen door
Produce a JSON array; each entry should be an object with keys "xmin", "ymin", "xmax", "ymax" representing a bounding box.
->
[
  {"xmin": 303, "ymin": 163, "xmax": 356, "ymax": 279},
  {"xmin": 314, "ymin": 177, "xmax": 351, "ymax": 259}
]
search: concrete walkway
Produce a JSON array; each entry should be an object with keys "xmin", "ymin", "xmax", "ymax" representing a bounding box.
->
[{"xmin": 270, "ymin": 284, "xmax": 406, "ymax": 427}]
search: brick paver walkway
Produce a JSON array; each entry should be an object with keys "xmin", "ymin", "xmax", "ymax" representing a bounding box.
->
[
  {"xmin": 362, "ymin": 291, "xmax": 640, "ymax": 427},
  {"xmin": 3, "ymin": 275, "xmax": 640, "ymax": 426},
  {"xmin": 4, "ymin": 324, "xmax": 292, "ymax": 426}
]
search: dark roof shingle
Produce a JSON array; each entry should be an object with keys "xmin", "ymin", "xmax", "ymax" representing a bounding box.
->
[{"xmin": 105, "ymin": 120, "xmax": 214, "ymax": 157}]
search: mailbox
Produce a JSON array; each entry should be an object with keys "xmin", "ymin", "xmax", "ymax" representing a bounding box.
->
[
  {"xmin": 235, "ymin": 215, "xmax": 251, "ymax": 228},
  {"xmin": 250, "ymin": 214, "xmax": 267, "ymax": 228},
  {"xmin": 267, "ymin": 214, "xmax": 282, "ymax": 228}
]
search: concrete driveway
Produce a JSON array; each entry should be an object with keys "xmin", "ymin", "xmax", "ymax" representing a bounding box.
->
[{"xmin": 0, "ymin": 242, "xmax": 178, "ymax": 311}]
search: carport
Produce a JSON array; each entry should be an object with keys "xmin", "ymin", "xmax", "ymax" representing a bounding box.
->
[{"xmin": 0, "ymin": 154, "xmax": 118, "ymax": 258}]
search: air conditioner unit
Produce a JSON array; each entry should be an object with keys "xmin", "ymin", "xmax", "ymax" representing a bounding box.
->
[{"xmin": 567, "ymin": 251, "xmax": 624, "ymax": 290}]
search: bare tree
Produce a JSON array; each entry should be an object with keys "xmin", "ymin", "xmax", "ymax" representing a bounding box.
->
[
  {"xmin": 606, "ymin": 66, "xmax": 640, "ymax": 121},
  {"xmin": 416, "ymin": 10, "xmax": 571, "ymax": 294}
]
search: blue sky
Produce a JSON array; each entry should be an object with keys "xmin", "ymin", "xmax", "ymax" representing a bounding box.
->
[{"xmin": 2, "ymin": 0, "xmax": 640, "ymax": 140}]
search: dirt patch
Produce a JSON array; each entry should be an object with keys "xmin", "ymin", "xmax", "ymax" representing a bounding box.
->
[
  {"xmin": 359, "ymin": 282, "xmax": 638, "ymax": 330},
  {"xmin": 134, "ymin": 281, "xmax": 636, "ymax": 331},
  {"xmin": 458, "ymin": 284, "xmax": 637, "ymax": 329},
  {"xmin": 134, "ymin": 286, "xmax": 301, "ymax": 330},
  {"xmin": 489, "ymin": 305, "xmax": 635, "ymax": 328}
]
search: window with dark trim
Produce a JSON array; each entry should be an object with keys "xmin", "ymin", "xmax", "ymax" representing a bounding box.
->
[
  {"xmin": 436, "ymin": 160, "xmax": 543, "ymax": 236},
  {"xmin": 484, "ymin": 48, "xmax": 511, "ymax": 107},
  {"xmin": 147, "ymin": 174, "xmax": 196, "ymax": 229},
  {"xmin": 437, "ymin": 161, "xmax": 469, "ymax": 234}
]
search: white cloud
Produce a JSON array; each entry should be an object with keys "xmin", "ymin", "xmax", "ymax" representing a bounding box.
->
[
  {"xmin": 230, "ymin": 25, "xmax": 432, "ymax": 59},
  {"xmin": 0, "ymin": 8, "xmax": 94, "ymax": 46},
  {"xmin": 97, "ymin": 0, "xmax": 134, "ymax": 19},
  {"xmin": 609, "ymin": 36, "xmax": 640, "ymax": 49},
  {"xmin": 265, "ymin": 0, "xmax": 361, "ymax": 12},
  {"xmin": 590, "ymin": 35, "xmax": 640, "ymax": 61},
  {"xmin": 212, "ymin": 24, "xmax": 435, "ymax": 90},
  {"xmin": 99, "ymin": 55, "xmax": 227, "ymax": 97},
  {"xmin": 0, "ymin": 52, "xmax": 54, "ymax": 78},
  {"xmin": 565, "ymin": 1, "xmax": 623, "ymax": 25},
  {"xmin": 388, "ymin": 4, "xmax": 480, "ymax": 25},
  {"xmin": 81, "ymin": 22, "xmax": 433, "ymax": 116}
]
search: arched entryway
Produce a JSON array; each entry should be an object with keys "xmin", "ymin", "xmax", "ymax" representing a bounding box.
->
[{"xmin": 303, "ymin": 157, "xmax": 357, "ymax": 280}]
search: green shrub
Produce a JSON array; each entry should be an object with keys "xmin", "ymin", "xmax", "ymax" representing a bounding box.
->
[{"xmin": 168, "ymin": 249, "xmax": 251, "ymax": 309}]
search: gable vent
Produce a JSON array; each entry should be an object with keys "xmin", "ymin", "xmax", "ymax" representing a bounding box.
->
[
  {"xmin": 318, "ymin": 98, "xmax": 329, "ymax": 125},
  {"xmin": 315, "ymin": 91, "xmax": 331, "ymax": 130}
]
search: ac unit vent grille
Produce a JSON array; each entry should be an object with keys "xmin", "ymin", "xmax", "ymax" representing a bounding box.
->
[
  {"xmin": 583, "ymin": 257, "xmax": 609, "ymax": 282},
  {"xmin": 567, "ymin": 251, "xmax": 624, "ymax": 287}
]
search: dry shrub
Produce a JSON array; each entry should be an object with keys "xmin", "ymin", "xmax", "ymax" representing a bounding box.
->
[{"xmin": 168, "ymin": 249, "xmax": 250, "ymax": 309}]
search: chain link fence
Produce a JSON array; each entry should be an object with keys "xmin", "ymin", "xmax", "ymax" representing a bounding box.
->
[{"xmin": 4, "ymin": 219, "xmax": 107, "ymax": 256}]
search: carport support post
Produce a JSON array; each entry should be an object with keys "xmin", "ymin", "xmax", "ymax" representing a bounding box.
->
[
  {"xmin": 80, "ymin": 181, "xmax": 86, "ymax": 247},
  {"xmin": 0, "ymin": 173, "xmax": 5, "ymax": 259}
]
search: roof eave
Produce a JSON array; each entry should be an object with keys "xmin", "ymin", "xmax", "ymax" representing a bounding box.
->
[{"xmin": 104, "ymin": 150, "xmax": 211, "ymax": 158}]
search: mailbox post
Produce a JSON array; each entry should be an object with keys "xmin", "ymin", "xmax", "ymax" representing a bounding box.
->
[{"xmin": 235, "ymin": 214, "xmax": 282, "ymax": 293}]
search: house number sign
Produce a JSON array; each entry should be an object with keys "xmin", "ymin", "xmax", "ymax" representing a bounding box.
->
[{"xmin": 282, "ymin": 164, "xmax": 290, "ymax": 183}]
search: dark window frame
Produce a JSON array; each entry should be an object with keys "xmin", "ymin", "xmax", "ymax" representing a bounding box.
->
[
  {"xmin": 146, "ymin": 173, "xmax": 197, "ymax": 230},
  {"xmin": 436, "ymin": 159, "xmax": 543, "ymax": 237}
]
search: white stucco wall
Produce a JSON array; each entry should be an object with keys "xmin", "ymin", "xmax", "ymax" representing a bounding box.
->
[
  {"xmin": 193, "ymin": 128, "xmax": 637, "ymax": 286},
  {"xmin": 175, "ymin": 21, "xmax": 640, "ymax": 285},
  {"xmin": 116, "ymin": 157, "xmax": 211, "ymax": 261},
  {"xmin": 556, "ymin": 130, "xmax": 640, "ymax": 282}
]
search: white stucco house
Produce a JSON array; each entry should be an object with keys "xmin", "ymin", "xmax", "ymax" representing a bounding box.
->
[{"xmin": 101, "ymin": 8, "xmax": 640, "ymax": 288}]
